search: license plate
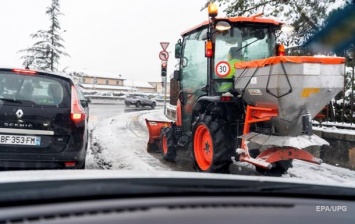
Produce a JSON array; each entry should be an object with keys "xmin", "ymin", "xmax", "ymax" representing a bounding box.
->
[{"xmin": 0, "ymin": 135, "xmax": 41, "ymax": 146}]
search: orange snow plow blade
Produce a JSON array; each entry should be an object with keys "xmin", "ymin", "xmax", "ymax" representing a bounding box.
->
[
  {"xmin": 240, "ymin": 147, "xmax": 323, "ymax": 170},
  {"xmin": 145, "ymin": 119, "xmax": 171, "ymax": 152}
]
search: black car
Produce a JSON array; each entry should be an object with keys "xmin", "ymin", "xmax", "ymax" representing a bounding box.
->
[{"xmin": 0, "ymin": 68, "xmax": 89, "ymax": 169}]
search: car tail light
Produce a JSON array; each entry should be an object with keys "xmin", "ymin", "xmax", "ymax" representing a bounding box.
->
[
  {"xmin": 12, "ymin": 68, "xmax": 37, "ymax": 75},
  {"xmin": 64, "ymin": 161, "xmax": 76, "ymax": 167},
  {"xmin": 71, "ymin": 85, "xmax": 86, "ymax": 123}
]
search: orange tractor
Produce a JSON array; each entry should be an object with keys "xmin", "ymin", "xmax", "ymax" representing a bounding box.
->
[{"xmin": 146, "ymin": 3, "xmax": 345, "ymax": 175}]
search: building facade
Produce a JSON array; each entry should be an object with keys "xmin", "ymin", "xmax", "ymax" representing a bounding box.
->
[{"xmin": 78, "ymin": 73, "xmax": 158, "ymax": 94}]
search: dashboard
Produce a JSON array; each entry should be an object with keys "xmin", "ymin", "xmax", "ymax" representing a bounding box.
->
[{"xmin": 0, "ymin": 196, "xmax": 353, "ymax": 224}]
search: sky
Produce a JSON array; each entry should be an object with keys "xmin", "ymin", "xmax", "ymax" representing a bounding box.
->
[{"xmin": 0, "ymin": 0, "xmax": 224, "ymax": 82}]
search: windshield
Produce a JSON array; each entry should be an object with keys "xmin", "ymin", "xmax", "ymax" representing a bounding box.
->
[
  {"xmin": 0, "ymin": 0, "xmax": 354, "ymax": 214},
  {"xmin": 214, "ymin": 25, "xmax": 276, "ymax": 66},
  {"xmin": 0, "ymin": 71, "xmax": 70, "ymax": 107}
]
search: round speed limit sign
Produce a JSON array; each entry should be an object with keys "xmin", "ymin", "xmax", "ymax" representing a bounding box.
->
[{"xmin": 215, "ymin": 61, "xmax": 230, "ymax": 78}]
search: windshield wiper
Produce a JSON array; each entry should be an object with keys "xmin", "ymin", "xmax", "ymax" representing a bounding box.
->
[
  {"xmin": 234, "ymin": 38, "xmax": 260, "ymax": 54},
  {"xmin": 0, "ymin": 98, "xmax": 23, "ymax": 104}
]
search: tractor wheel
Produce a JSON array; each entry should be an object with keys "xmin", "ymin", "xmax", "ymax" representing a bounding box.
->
[
  {"xmin": 192, "ymin": 114, "xmax": 233, "ymax": 173},
  {"xmin": 255, "ymin": 160, "xmax": 293, "ymax": 177},
  {"xmin": 160, "ymin": 127, "xmax": 176, "ymax": 162},
  {"xmin": 135, "ymin": 101, "xmax": 141, "ymax": 107}
]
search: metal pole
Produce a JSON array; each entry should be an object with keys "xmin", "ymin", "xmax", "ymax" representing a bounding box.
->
[{"xmin": 164, "ymin": 76, "xmax": 167, "ymax": 115}]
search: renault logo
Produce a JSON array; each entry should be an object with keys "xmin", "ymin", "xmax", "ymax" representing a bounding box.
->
[{"xmin": 16, "ymin": 109, "xmax": 24, "ymax": 119}]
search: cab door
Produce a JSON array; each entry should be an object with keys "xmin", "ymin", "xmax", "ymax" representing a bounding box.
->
[{"xmin": 179, "ymin": 28, "xmax": 208, "ymax": 132}]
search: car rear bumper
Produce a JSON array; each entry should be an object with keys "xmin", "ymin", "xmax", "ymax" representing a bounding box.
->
[{"xmin": 0, "ymin": 149, "xmax": 87, "ymax": 169}]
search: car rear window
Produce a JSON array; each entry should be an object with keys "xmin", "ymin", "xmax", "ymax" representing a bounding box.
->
[{"xmin": 0, "ymin": 71, "xmax": 71, "ymax": 107}]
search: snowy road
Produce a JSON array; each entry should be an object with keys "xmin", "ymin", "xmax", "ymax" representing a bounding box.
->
[{"xmin": 86, "ymin": 106, "xmax": 355, "ymax": 185}]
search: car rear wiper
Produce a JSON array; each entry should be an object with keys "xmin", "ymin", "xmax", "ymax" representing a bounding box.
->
[{"xmin": 0, "ymin": 98, "xmax": 23, "ymax": 104}]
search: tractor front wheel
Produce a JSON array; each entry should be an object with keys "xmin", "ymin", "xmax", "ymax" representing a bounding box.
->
[
  {"xmin": 160, "ymin": 127, "xmax": 176, "ymax": 162},
  {"xmin": 192, "ymin": 114, "xmax": 233, "ymax": 173}
]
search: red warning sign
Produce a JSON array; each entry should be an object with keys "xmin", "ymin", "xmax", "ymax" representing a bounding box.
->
[{"xmin": 215, "ymin": 61, "xmax": 230, "ymax": 78}]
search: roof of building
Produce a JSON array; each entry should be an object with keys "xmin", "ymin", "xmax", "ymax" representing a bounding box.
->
[
  {"xmin": 124, "ymin": 80, "xmax": 155, "ymax": 89},
  {"xmin": 80, "ymin": 84, "xmax": 137, "ymax": 91},
  {"xmin": 64, "ymin": 67, "xmax": 126, "ymax": 80}
]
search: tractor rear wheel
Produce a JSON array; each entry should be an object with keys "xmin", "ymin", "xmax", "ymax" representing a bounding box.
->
[
  {"xmin": 192, "ymin": 114, "xmax": 233, "ymax": 173},
  {"xmin": 160, "ymin": 127, "xmax": 176, "ymax": 162}
]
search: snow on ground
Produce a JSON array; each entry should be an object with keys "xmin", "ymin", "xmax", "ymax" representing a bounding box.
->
[
  {"xmin": 87, "ymin": 110, "xmax": 171, "ymax": 171},
  {"xmin": 88, "ymin": 109, "xmax": 355, "ymax": 185},
  {"xmin": 286, "ymin": 160, "xmax": 355, "ymax": 184},
  {"xmin": 313, "ymin": 125, "xmax": 355, "ymax": 135}
]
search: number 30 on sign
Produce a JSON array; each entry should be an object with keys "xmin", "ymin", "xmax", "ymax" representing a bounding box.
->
[{"xmin": 215, "ymin": 61, "xmax": 230, "ymax": 78}]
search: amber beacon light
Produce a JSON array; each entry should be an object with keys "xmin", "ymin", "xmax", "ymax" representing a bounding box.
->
[{"xmin": 208, "ymin": 3, "xmax": 218, "ymax": 18}]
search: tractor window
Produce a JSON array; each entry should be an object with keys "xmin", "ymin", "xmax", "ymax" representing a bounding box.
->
[
  {"xmin": 214, "ymin": 26, "xmax": 275, "ymax": 79},
  {"xmin": 241, "ymin": 28, "xmax": 275, "ymax": 61},
  {"xmin": 180, "ymin": 30, "xmax": 207, "ymax": 91}
]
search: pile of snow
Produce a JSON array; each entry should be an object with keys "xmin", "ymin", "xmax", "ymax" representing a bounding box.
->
[{"xmin": 88, "ymin": 110, "xmax": 171, "ymax": 171}]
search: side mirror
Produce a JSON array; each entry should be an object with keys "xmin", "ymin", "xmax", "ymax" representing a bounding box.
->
[
  {"xmin": 80, "ymin": 99, "xmax": 89, "ymax": 107},
  {"xmin": 173, "ymin": 70, "xmax": 181, "ymax": 81},
  {"xmin": 175, "ymin": 39, "xmax": 182, "ymax": 58},
  {"xmin": 178, "ymin": 90, "xmax": 186, "ymax": 105},
  {"xmin": 215, "ymin": 21, "xmax": 231, "ymax": 32}
]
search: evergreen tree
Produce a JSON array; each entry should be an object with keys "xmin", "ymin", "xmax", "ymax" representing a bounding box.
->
[{"xmin": 18, "ymin": 0, "xmax": 69, "ymax": 71}]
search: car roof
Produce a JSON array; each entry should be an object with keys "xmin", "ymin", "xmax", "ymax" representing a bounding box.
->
[
  {"xmin": 181, "ymin": 16, "xmax": 283, "ymax": 36},
  {"xmin": 0, "ymin": 67, "xmax": 73, "ymax": 82}
]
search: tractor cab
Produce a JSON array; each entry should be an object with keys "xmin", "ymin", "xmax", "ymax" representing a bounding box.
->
[
  {"xmin": 174, "ymin": 9, "xmax": 284, "ymax": 131},
  {"xmin": 175, "ymin": 17, "xmax": 282, "ymax": 94}
]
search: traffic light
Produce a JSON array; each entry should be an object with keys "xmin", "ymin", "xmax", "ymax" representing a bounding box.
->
[{"xmin": 161, "ymin": 62, "xmax": 167, "ymax": 77}]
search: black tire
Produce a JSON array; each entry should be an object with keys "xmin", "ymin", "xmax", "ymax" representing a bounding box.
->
[
  {"xmin": 135, "ymin": 101, "xmax": 141, "ymax": 107},
  {"xmin": 147, "ymin": 143, "xmax": 159, "ymax": 153},
  {"xmin": 160, "ymin": 127, "xmax": 176, "ymax": 162},
  {"xmin": 255, "ymin": 160, "xmax": 293, "ymax": 176},
  {"xmin": 125, "ymin": 103, "xmax": 130, "ymax": 107},
  {"xmin": 151, "ymin": 102, "xmax": 156, "ymax": 109},
  {"xmin": 192, "ymin": 113, "xmax": 234, "ymax": 173}
]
